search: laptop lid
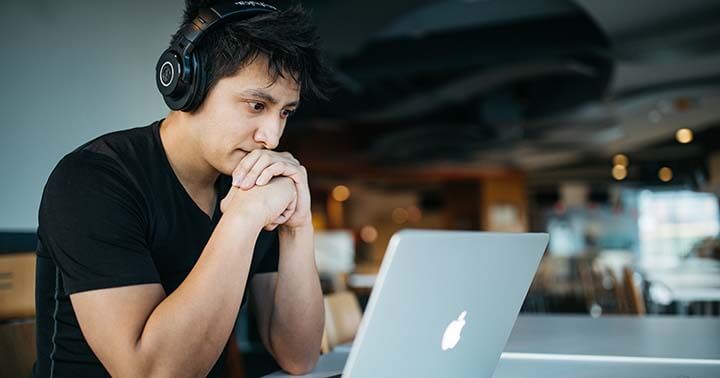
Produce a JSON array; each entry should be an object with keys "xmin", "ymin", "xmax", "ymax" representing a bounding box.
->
[{"xmin": 343, "ymin": 230, "xmax": 549, "ymax": 378}]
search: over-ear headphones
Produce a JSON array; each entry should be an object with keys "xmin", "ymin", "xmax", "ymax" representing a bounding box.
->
[{"xmin": 156, "ymin": 1, "xmax": 279, "ymax": 111}]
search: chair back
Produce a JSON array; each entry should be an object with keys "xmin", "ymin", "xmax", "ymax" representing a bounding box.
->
[{"xmin": 323, "ymin": 291, "xmax": 362, "ymax": 351}]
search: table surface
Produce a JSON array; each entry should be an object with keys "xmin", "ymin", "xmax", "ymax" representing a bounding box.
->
[
  {"xmin": 504, "ymin": 314, "xmax": 720, "ymax": 359},
  {"xmin": 264, "ymin": 314, "xmax": 720, "ymax": 377}
]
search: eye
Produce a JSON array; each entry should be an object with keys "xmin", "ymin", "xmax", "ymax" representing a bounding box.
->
[
  {"xmin": 248, "ymin": 102, "xmax": 265, "ymax": 112},
  {"xmin": 281, "ymin": 108, "xmax": 296, "ymax": 119}
]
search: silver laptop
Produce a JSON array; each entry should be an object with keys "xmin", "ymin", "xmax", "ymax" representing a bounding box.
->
[{"xmin": 329, "ymin": 230, "xmax": 548, "ymax": 377}]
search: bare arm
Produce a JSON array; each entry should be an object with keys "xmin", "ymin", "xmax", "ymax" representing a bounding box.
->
[
  {"xmin": 233, "ymin": 150, "xmax": 323, "ymax": 374},
  {"xmin": 70, "ymin": 178, "xmax": 297, "ymax": 377},
  {"xmin": 71, "ymin": 212, "xmax": 261, "ymax": 377},
  {"xmin": 250, "ymin": 225, "xmax": 324, "ymax": 375}
]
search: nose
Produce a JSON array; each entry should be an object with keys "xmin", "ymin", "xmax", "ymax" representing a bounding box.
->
[{"xmin": 254, "ymin": 118, "xmax": 284, "ymax": 150}]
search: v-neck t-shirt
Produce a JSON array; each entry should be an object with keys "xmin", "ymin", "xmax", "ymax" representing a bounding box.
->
[{"xmin": 34, "ymin": 120, "xmax": 279, "ymax": 377}]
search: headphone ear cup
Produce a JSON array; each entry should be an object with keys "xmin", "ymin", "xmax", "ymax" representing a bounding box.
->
[
  {"xmin": 157, "ymin": 49, "xmax": 195, "ymax": 110},
  {"xmin": 156, "ymin": 50, "xmax": 183, "ymax": 97},
  {"xmin": 184, "ymin": 52, "xmax": 207, "ymax": 112}
]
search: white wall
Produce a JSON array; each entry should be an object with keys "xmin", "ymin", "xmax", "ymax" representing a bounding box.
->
[{"xmin": 0, "ymin": 0, "xmax": 184, "ymax": 230}]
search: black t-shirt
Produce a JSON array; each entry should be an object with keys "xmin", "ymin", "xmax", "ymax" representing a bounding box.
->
[{"xmin": 34, "ymin": 120, "xmax": 279, "ymax": 377}]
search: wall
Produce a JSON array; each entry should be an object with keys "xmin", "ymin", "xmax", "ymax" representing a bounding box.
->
[{"xmin": 0, "ymin": 0, "xmax": 183, "ymax": 230}]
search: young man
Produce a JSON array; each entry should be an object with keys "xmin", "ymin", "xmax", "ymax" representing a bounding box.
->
[{"xmin": 34, "ymin": 2, "xmax": 332, "ymax": 376}]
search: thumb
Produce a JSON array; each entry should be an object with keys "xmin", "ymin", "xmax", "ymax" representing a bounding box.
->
[{"xmin": 220, "ymin": 187, "xmax": 238, "ymax": 213}]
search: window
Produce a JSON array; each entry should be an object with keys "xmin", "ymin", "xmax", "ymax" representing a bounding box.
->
[{"xmin": 638, "ymin": 190, "xmax": 720, "ymax": 267}]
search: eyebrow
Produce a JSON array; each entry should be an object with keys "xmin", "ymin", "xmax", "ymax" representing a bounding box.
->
[{"xmin": 236, "ymin": 89, "xmax": 300, "ymax": 108}]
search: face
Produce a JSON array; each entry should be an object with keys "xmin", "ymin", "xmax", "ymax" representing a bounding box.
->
[{"xmin": 187, "ymin": 54, "xmax": 301, "ymax": 175}]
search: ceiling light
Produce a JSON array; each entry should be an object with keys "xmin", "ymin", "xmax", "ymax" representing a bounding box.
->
[
  {"xmin": 675, "ymin": 128, "xmax": 693, "ymax": 144},
  {"xmin": 360, "ymin": 226, "xmax": 378, "ymax": 243},
  {"xmin": 612, "ymin": 154, "xmax": 628, "ymax": 167},
  {"xmin": 612, "ymin": 165, "xmax": 627, "ymax": 181},
  {"xmin": 331, "ymin": 185, "xmax": 351, "ymax": 202},
  {"xmin": 392, "ymin": 208, "xmax": 409, "ymax": 224},
  {"xmin": 658, "ymin": 167, "xmax": 673, "ymax": 182}
]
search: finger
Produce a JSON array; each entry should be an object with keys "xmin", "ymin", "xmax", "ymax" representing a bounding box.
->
[
  {"xmin": 255, "ymin": 162, "xmax": 284, "ymax": 186},
  {"xmin": 256, "ymin": 162, "xmax": 302, "ymax": 186},
  {"xmin": 268, "ymin": 193, "xmax": 297, "ymax": 225},
  {"xmin": 219, "ymin": 186, "xmax": 238, "ymax": 213},
  {"xmin": 273, "ymin": 214, "xmax": 289, "ymax": 224},
  {"xmin": 240, "ymin": 153, "xmax": 273, "ymax": 189},
  {"xmin": 282, "ymin": 151, "xmax": 300, "ymax": 165},
  {"xmin": 288, "ymin": 193, "xmax": 298, "ymax": 212},
  {"xmin": 281, "ymin": 194, "xmax": 298, "ymax": 222},
  {"xmin": 232, "ymin": 150, "xmax": 264, "ymax": 187},
  {"xmin": 272, "ymin": 195, "xmax": 297, "ymax": 223}
]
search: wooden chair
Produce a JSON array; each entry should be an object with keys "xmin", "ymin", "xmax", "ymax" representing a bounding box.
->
[
  {"xmin": 578, "ymin": 260, "xmax": 600, "ymax": 313},
  {"xmin": 220, "ymin": 331, "xmax": 247, "ymax": 378},
  {"xmin": 600, "ymin": 266, "xmax": 647, "ymax": 316},
  {"xmin": 320, "ymin": 328, "xmax": 331, "ymax": 355},
  {"xmin": 622, "ymin": 267, "xmax": 646, "ymax": 315},
  {"xmin": 322, "ymin": 291, "xmax": 362, "ymax": 354},
  {"xmin": 0, "ymin": 252, "xmax": 37, "ymax": 378}
]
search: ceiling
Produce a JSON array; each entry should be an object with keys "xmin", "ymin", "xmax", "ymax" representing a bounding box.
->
[{"xmin": 276, "ymin": 0, "xmax": 720, "ymax": 187}]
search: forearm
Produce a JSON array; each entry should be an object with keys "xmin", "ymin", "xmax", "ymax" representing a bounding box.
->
[
  {"xmin": 136, "ymin": 211, "xmax": 263, "ymax": 377},
  {"xmin": 270, "ymin": 225, "xmax": 324, "ymax": 373}
]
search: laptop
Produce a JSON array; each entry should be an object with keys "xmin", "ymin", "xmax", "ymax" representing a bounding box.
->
[{"xmin": 265, "ymin": 230, "xmax": 548, "ymax": 377}]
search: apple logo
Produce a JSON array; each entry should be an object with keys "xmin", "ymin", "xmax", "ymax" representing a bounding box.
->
[{"xmin": 441, "ymin": 310, "xmax": 467, "ymax": 351}]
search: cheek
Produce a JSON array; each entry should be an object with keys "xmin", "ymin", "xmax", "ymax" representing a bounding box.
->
[{"xmin": 207, "ymin": 129, "xmax": 253, "ymax": 172}]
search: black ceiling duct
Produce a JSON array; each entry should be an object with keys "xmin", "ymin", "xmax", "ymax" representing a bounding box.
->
[{"xmin": 311, "ymin": 0, "xmax": 612, "ymax": 136}]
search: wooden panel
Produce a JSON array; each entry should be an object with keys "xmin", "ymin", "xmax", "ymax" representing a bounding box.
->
[
  {"xmin": 0, "ymin": 319, "xmax": 36, "ymax": 378},
  {"xmin": 480, "ymin": 174, "xmax": 529, "ymax": 232},
  {"xmin": 0, "ymin": 253, "xmax": 36, "ymax": 320}
]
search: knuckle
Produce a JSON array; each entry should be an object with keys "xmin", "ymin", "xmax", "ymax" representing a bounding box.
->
[
  {"xmin": 240, "ymin": 160, "xmax": 254, "ymax": 172},
  {"xmin": 248, "ymin": 167, "xmax": 263, "ymax": 176},
  {"xmin": 259, "ymin": 153, "xmax": 273, "ymax": 165},
  {"xmin": 246, "ymin": 149, "xmax": 261, "ymax": 160}
]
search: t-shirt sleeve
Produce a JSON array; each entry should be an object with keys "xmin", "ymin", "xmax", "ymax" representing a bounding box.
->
[
  {"xmin": 38, "ymin": 151, "xmax": 160, "ymax": 295},
  {"xmin": 254, "ymin": 229, "xmax": 279, "ymax": 274}
]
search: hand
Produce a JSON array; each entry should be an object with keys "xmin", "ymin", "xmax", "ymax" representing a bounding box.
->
[
  {"xmin": 231, "ymin": 150, "xmax": 312, "ymax": 230},
  {"xmin": 220, "ymin": 176, "xmax": 297, "ymax": 231}
]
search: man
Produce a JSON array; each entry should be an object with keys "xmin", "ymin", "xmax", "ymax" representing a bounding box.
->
[{"xmin": 34, "ymin": 1, "xmax": 332, "ymax": 376}]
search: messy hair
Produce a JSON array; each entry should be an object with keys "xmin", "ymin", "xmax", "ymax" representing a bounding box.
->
[{"xmin": 171, "ymin": 1, "xmax": 333, "ymax": 110}]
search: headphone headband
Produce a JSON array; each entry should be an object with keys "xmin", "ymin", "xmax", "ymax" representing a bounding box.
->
[
  {"xmin": 157, "ymin": 1, "xmax": 279, "ymax": 111},
  {"xmin": 174, "ymin": 1, "xmax": 278, "ymax": 55}
]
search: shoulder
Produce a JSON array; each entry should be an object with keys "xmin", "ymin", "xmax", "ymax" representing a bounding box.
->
[
  {"xmin": 39, "ymin": 149, "xmax": 149, "ymax": 239},
  {"xmin": 45, "ymin": 121, "xmax": 162, "ymax": 195},
  {"xmin": 73, "ymin": 121, "xmax": 160, "ymax": 166},
  {"xmin": 40, "ymin": 122, "xmax": 161, "ymax": 217},
  {"xmin": 47, "ymin": 150, "xmax": 129, "ymax": 193}
]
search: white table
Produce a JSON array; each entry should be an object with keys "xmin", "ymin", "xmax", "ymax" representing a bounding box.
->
[
  {"xmin": 643, "ymin": 260, "xmax": 720, "ymax": 313},
  {"xmin": 264, "ymin": 314, "xmax": 720, "ymax": 377}
]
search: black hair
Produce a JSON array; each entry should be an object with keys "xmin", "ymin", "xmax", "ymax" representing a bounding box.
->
[{"xmin": 172, "ymin": 1, "xmax": 333, "ymax": 110}]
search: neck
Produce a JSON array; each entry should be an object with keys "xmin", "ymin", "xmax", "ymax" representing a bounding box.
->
[{"xmin": 159, "ymin": 111, "xmax": 219, "ymax": 193}]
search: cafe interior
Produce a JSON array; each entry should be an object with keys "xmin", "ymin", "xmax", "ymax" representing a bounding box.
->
[{"xmin": 2, "ymin": 0, "xmax": 720, "ymax": 376}]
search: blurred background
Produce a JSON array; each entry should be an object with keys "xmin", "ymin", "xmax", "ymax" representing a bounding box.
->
[{"xmin": 2, "ymin": 0, "xmax": 720, "ymax": 376}]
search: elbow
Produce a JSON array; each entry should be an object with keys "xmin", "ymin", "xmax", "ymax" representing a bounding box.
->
[{"xmin": 279, "ymin": 353, "xmax": 320, "ymax": 376}]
